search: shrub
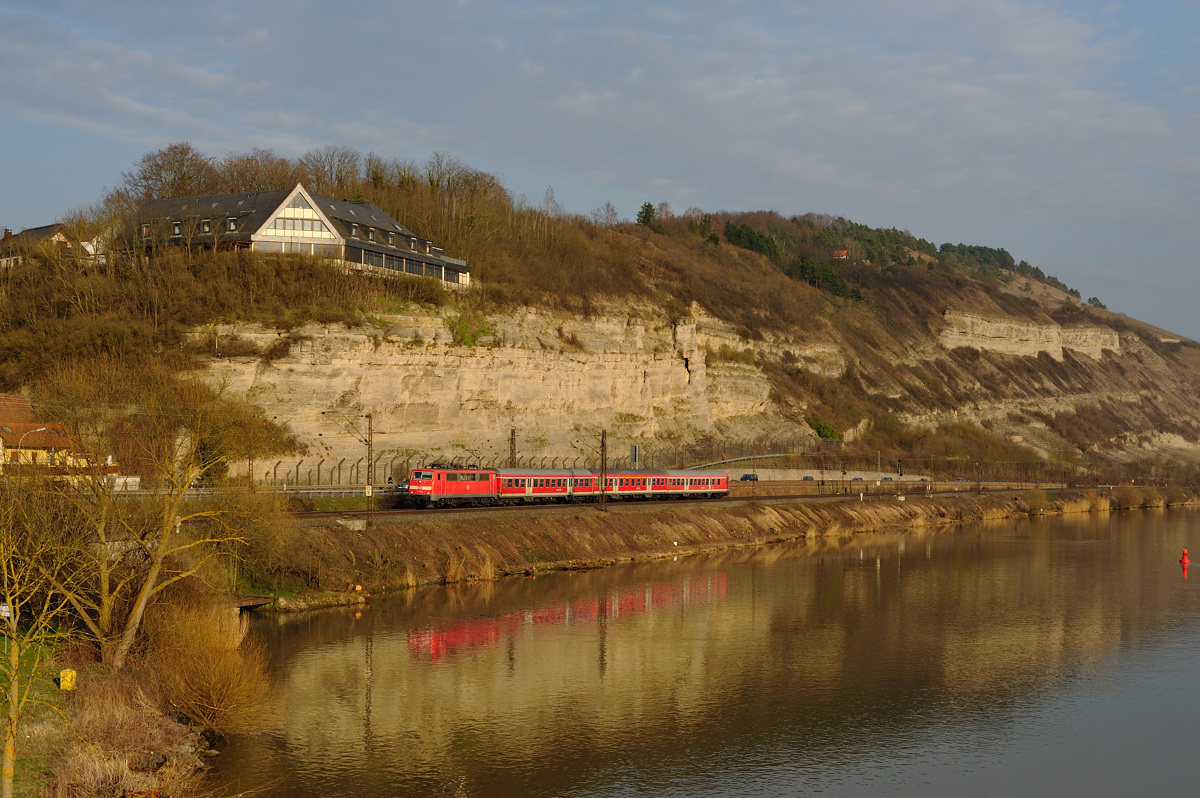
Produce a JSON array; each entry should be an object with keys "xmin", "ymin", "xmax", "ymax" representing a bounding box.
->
[
  {"xmin": 144, "ymin": 600, "xmax": 272, "ymax": 734},
  {"xmin": 1025, "ymin": 488, "xmax": 1050, "ymax": 514},
  {"xmin": 1111, "ymin": 485, "xmax": 1143, "ymax": 510},
  {"xmin": 805, "ymin": 416, "xmax": 843, "ymax": 441}
]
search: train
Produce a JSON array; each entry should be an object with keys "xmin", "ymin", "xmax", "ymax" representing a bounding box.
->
[{"xmin": 406, "ymin": 466, "xmax": 729, "ymax": 508}]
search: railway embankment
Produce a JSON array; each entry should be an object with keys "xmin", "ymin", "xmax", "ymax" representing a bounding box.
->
[{"xmin": 269, "ymin": 487, "xmax": 1199, "ymax": 606}]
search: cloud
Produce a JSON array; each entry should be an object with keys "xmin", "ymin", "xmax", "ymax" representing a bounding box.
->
[{"xmin": 3, "ymin": 0, "xmax": 1200, "ymax": 333}]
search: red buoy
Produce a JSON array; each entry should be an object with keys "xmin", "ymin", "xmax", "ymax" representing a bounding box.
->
[{"xmin": 1181, "ymin": 549, "xmax": 1190, "ymax": 565}]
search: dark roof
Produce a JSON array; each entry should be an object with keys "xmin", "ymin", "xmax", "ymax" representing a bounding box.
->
[
  {"xmin": 318, "ymin": 196, "xmax": 416, "ymax": 239},
  {"xmin": 138, "ymin": 188, "xmax": 294, "ymax": 244},
  {"xmin": 1, "ymin": 224, "xmax": 82, "ymax": 252}
]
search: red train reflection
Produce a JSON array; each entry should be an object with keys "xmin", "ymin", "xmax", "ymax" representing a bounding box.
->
[{"xmin": 407, "ymin": 573, "xmax": 728, "ymax": 664}]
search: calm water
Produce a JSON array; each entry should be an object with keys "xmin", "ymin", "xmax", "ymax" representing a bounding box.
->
[{"xmin": 213, "ymin": 509, "xmax": 1200, "ymax": 797}]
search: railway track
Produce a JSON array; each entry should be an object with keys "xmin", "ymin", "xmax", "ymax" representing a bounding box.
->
[{"xmin": 293, "ymin": 485, "xmax": 1061, "ymax": 520}]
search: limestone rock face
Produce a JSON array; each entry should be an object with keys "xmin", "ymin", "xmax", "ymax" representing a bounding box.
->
[
  {"xmin": 195, "ymin": 307, "xmax": 813, "ymax": 467},
  {"xmin": 938, "ymin": 311, "xmax": 1119, "ymax": 361}
]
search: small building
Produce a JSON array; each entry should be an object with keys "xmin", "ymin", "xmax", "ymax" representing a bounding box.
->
[
  {"xmin": 832, "ymin": 249, "xmax": 849, "ymax": 260},
  {"xmin": 0, "ymin": 394, "xmax": 88, "ymax": 472},
  {"xmin": 0, "ymin": 224, "xmax": 94, "ymax": 270},
  {"xmin": 135, "ymin": 184, "xmax": 469, "ymax": 288}
]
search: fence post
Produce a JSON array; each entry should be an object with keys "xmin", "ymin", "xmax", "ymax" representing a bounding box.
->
[
  {"xmin": 317, "ymin": 459, "xmax": 325, "ymax": 485},
  {"xmin": 294, "ymin": 460, "xmax": 303, "ymax": 485},
  {"xmin": 273, "ymin": 461, "xmax": 281, "ymax": 485}
]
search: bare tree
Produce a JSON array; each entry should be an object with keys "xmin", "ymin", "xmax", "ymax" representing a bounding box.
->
[
  {"xmin": 35, "ymin": 361, "xmax": 293, "ymax": 670},
  {"xmin": 591, "ymin": 201, "xmax": 619, "ymax": 227},
  {"xmin": 114, "ymin": 142, "xmax": 217, "ymax": 203},
  {"xmin": 215, "ymin": 147, "xmax": 305, "ymax": 193},
  {"xmin": 542, "ymin": 186, "xmax": 564, "ymax": 218},
  {"xmin": 301, "ymin": 145, "xmax": 362, "ymax": 197}
]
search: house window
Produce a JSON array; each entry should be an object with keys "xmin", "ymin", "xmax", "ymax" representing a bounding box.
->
[
  {"xmin": 227, "ymin": 218, "xmax": 238, "ymax": 232},
  {"xmin": 172, "ymin": 221, "xmax": 181, "ymax": 236},
  {"xmin": 388, "ymin": 232, "xmax": 395, "ymax": 246},
  {"xmin": 367, "ymin": 228, "xmax": 374, "ymax": 242},
  {"xmin": 141, "ymin": 224, "xmax": 150, "ymax": 238},
  {"xmin": 351, "ymin": 224, "xmax": 359, "ymax": 238},
  {"xmin": 201, "ymin": 219, "xmax": 211, "ymax": 234}
]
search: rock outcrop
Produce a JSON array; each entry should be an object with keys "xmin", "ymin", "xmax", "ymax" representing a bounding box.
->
[{"xmin": 938, "ymin": 311, "xmax": 1119, "ymax": 361}]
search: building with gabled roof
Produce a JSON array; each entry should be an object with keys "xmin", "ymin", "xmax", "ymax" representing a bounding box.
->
[
  {"xmin": 135, "ymin": 183, "xmax": 469, "ymax": 288},
  {"xmin": 0, "ymin": 394, "xmax": 88, "ymax": 472},
  {"xmin": 0, "ymin": 223, "xmax": 93, "ymax": 269}
]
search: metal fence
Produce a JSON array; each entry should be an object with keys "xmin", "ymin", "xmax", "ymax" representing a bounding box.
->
[{"xmin": 258, "ymin": 436, "xmax": 820, "ymax": 487}]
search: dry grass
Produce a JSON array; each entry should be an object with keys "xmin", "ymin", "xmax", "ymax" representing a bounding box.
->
[
  {"xmin": 47, "ymin": 666, "xmax": 203, "ymax": 798},
  {"xmin": 476, "ymin": 552, "xmax": 497, "ymax": 581}
]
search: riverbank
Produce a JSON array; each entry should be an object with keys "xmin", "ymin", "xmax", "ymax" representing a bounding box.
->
[{"xmin": 272, "ymin": 486, "xmax": 1197, "ymax": 603}]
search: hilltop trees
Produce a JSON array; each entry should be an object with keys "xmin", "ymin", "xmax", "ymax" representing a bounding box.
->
[{"xmin": 106, "ymin": 142, "xmax": 218, "ymax": 216}]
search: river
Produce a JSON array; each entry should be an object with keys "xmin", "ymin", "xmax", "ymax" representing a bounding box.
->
[{"xmin": 212, "ymin": 508, "xmax": 1200, "ymax": 797}]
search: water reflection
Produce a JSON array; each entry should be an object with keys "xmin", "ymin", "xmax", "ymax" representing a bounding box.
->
[
  {"xmin": 407, "ymin": 573, "xmax": 727, "ymax": 664},
  {"xmin": 214, "ymin": 509, "xmax": 1200, "ymax": 797}
]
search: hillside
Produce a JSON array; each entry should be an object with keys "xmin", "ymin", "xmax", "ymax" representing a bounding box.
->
[{"xmin": 8, "ymin": 143, "xmax": 1200, "ymax": 484}]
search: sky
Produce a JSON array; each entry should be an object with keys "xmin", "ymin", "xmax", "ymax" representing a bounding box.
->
[{"xmin": 2, "ymin": 0, "xmax": 1200, "ymax": 337}]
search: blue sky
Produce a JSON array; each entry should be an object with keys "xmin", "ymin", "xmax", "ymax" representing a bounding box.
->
[{"xmin": 2, "ymin": 0, "xmax": 1200, "ymax": 337}]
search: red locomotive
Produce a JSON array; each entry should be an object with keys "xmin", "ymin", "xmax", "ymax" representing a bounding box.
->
[{"xmin": 406, "ymin": 466, "xmax": 728, "ymax": 508}]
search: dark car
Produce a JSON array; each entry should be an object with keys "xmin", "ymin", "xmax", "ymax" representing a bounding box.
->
[
  {"xmin": 802, "ymin": 475, "xmax": 814, "ymax": 481},
  {"xmin": 740, "ymin": 474, "xmax": 759, "ymax": 482}
]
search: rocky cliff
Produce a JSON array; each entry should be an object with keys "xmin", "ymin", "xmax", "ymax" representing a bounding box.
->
[
  {"xmin": 194, "ymin": 294, "xmax": 1200, "ymax": 477},
  {"xmin": 197, "ymin": 306, "xmax": 807, "ymax": 474},
  {"xmin": 938, "ymin": 311, "xmax": 1120, "ymax": 361}
]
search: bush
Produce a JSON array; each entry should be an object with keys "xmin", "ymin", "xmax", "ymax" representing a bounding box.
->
[
  {"xmin": 144, "ymin": 600, "xmax": 272, "ymax": 734},
  {"xmin": 805, "ymin": 416, "xmax": 843, "ymax": 441},
  {"xmin": 1111, "ymin": 485, "xmax": 1143, "ymax": 510},
  {"xmin": 1025, "ymin": 488, "xmax": 1050, "ymax": 514}
]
